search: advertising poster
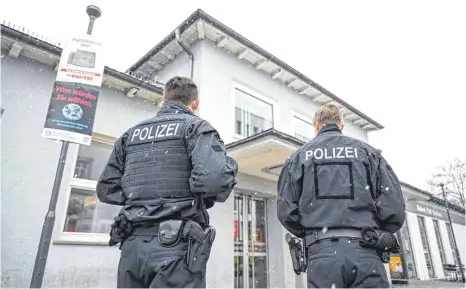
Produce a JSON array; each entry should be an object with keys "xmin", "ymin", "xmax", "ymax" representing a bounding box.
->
[
  {"xmin": 56, "ymin": 35, "xmax": 104, "ymax": 87},
  {"xmin": 42, "ymin": 81, "xmax": 99, "ymax": 145},
  {"xmin": 389, "ymin": 254, "xmax": 405, "ymax": 280}
]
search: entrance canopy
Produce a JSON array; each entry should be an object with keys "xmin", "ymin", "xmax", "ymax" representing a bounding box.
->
[
  {"xmin": 226, "ymin": 129, "xmax": 433, "ymax": 203},
  {"xmin": 226, "ymin": 129, "xmax": 304, "ymax": 181}
]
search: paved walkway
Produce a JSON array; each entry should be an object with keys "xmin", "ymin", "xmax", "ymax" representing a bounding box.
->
[{"xmin": 392, "ymin": 280, "xmax": 465, "ymax": 288}]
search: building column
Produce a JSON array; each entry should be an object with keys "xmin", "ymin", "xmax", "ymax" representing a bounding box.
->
[
  {"xmin": 439, "ymin": 221, "xmax": 455, "ymax": 265},
  {"xmin": 385, "ymin": 263, "xmax": 392, "ymax": 285},
  {"xmin": 281, "ymin": 228, "xmax": 298, "ymax": 288},
  {"xmin": 206, "ymin": 193, "xmax": 235, "ymax": 288},
  {"xmin": 424, "ymin": 217, "xmax": 445, "ymax": 279},
  {"xmin": 406, "ymin": 212, "xmax": 429, "ymax": 280},
  {"xmin": 452, "ymin": 223, "xmax": 465, "ymax": 264},
  {"xmin": 295, "ymin": 273, "xmax": 306, "ymax": 288},
  {"xmin": 266, "ymin": 198, "xmax": 287, "ymax": 288}
]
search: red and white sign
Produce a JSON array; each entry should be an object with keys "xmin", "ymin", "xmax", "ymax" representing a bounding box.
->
[{"xmin": 56, "ymin": 35, "xmax": 104, "ymax": 87}]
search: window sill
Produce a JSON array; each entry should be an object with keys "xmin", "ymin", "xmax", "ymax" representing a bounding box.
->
[
  {"xmin": 53, "ymin": 239, "xmax": 110, "ymax": 246},
  {"xmin": 233, "ymin": 134, "xmax": 246, "ymax": 141},
  {"xmin": 54, "ymin": 232, "xmax": 113, "ymax": 246}
]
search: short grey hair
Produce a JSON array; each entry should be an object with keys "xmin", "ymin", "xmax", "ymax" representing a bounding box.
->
[
  {"xmin": 164, "ymin": 76, "xmax": 198, "ymax": 105},
  {"xmin": 313, "ymin": 103, "xmax": 343, "ymax": 126}
]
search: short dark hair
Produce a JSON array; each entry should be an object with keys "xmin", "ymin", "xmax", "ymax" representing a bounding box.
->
[{"xmin": 163, "ymin": 76, "xmax": 198, "ymax": 105}]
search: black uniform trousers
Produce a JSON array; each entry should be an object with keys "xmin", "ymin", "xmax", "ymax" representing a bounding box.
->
[
  {"xmin": 117, "ymin": 234, "xmax": 206, "ymax": 288},
  {"xmin": 306, "ymin": 237, "xmax": 389, "ymax": 288}
]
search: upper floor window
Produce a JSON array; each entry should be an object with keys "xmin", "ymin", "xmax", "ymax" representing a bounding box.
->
[
  {"xmin": 293, "ymin": 115, "xmax": 314, "ymax": 142},
  {"xmin": 234, "ymin": 88, "xmax": 273, "ymax": 138},
  {"xmin": 64, "ymin": 138, "xmax": 121, "ymax": 236},
  {"xmin": 73, "ymin": 141, "xmax": 113, "ymax": 181}
]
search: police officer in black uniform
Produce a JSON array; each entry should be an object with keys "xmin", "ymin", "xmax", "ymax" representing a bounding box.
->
[
  {"xmin": 96, "ymin": 76, "xmax": 238, "ymax": 288},
  {"xmin": 277, "ymin": 103, "xmax": 405, "ymax": 288}
]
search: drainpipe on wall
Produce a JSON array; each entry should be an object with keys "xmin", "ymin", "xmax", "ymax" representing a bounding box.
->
[{"xmin": 175, "ymin": 28, "xmax": 194, "ymax": 79}]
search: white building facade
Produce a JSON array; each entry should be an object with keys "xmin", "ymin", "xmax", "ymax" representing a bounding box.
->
[
  {"xmin": 394, "ymin": 183, "xmax": 465, "ymax": 283},
  {"xmin": 128, "ymin": 9, "xmax": 383, "ymax": 288},
  {"xmin": 2, "ymin": 10, "xmax": 464, "ymax": 288}
]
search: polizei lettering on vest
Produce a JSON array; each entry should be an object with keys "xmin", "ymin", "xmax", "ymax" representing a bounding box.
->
[
  {"xmin": 130, "ymin": 122, "xmax": 182, "ymax": 145},
  {"xmin": 305, "ymin": 147, "xmax": 358, "ymax": 160}
]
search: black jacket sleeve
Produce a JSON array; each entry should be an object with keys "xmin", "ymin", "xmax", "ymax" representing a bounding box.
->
[
  {"xmin": 277, "ymin": 157, "xmax": 305, "ymax": 238},
  {"xmin": 186, "ymin": 119, "xmax": 238, "ymax": 203},
  {"xmin": 374, "ymin": 155, "xmax": 406, "ymax": 233},
  {"xmin": 96, "ymin": 131, "xmax": 128, "ymax": 206}
]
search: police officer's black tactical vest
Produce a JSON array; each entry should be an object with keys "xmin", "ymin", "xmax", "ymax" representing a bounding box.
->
[
  {"xmin": 298, "ymin": 125, "xmax": 382, "ymax": 232},
  {"xmin": 121, "ymin": 102, "xmax": 196, "ymax": 201}
]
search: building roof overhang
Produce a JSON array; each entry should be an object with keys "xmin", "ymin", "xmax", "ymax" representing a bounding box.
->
[
  {"xmin": 1, "ymin": 22, "xmax": 165, "ymax": 105},
  {"xmin": 129, "ymin": 9, "xmax": 384, "ymax": 132},
  {"xmin": 400, "ymin": 181, "xmax": 465, "ymax": 214}
]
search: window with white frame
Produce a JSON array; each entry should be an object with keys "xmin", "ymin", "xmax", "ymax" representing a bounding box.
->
[
  {"xmin": 293, "ymin": 115, "xmax": 314, "ymax": 142},
  {"xmin": 234, "ymin": 88, "xmax": 273, "ymax": 138},
  {"xmin": 63, "ymin": 138, "xmax": 121, "ymax": 235}
]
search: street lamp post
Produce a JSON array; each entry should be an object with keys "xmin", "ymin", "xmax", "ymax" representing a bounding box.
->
[
  {"xmin": 86, "ymin": 5, "xmax": 102, "ymax": 35},
  {"xmin": 440, "ymin": 183, "xmax": 465, "ymax": 283},
  {"xmin": 29, "ymin": 6, "xmax": 101, "ymax": 288}
]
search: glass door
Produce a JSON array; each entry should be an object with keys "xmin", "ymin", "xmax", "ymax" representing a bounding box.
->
[
  {"xmin": 234, "ymin": 194, "xmax": 268, "ymax": 288},
  {"xmin": 390, "ymin": 216, "xmax": 418, "ymax": 284},
  {"xmin": 399, "ymin": 218, "xmax": 418, "ymax": 279}
]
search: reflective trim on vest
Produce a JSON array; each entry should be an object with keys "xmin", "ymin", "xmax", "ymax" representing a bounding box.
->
[
  {"xmin": 128, "ymin": 121, "xmax": 184, "ymax": 146},
  {"xmin": 122, "ymin": 115, "xmax": 192, "ymax": 200}
]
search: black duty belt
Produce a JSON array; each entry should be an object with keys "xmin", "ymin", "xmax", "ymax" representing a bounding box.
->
[
  {"xmin": 305, "ymin": 229, "xmax": 363, "ymax": 246},
  {"xmin": 131, "ymin": 223, "xmax": 161, "ymax": 236}
]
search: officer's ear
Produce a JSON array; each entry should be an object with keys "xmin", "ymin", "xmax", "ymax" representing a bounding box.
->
[
  {"xmin": 190, "ymin": 99, "xmax": 199, "ymax": 112},
  {"xmin": 313, "ymin": 119, "xmax": 321, "ymax": 135},
  {"xmin": 339, "ymin": 122, "xmax": 345, "ymax": 132}
]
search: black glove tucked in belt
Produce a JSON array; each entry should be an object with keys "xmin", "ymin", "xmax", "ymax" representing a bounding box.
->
[
  {"xmin": 359, "ymin": 227, "xmax": 400, "ymax": 263},
  {"xmin": 109, "ymin": 214, "xmax": 133, "ymax": 247}
]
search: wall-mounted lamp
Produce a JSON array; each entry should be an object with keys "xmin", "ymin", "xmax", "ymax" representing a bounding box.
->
[{"xmin": 125, "ymin": 87, "xmax": 139, "ymax": 98}]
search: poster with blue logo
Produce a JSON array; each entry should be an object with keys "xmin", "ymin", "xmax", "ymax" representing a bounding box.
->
[{"xmin": 42, "ymin": 81, "xmax": 99, "ymax": 145}]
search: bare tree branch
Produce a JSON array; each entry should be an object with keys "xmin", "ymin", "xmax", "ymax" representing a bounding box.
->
[{"xmin": 428, "ymin": 158, "xmax": 466, "ymax": 208}]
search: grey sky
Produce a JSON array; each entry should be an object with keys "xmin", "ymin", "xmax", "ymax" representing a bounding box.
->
[{"xmin": 2, "ymin": 0, "xmax": 465, "ymax": 190}]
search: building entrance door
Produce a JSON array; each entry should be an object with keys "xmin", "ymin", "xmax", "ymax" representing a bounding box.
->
[{"xmin": 234, "ymin": 194, "xmax": 268, "ymax": 288}]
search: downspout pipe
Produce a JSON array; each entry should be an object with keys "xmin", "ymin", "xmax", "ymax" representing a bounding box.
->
[{"xmin": 175, "ymin": 28, "xmax": 194, "ymax": 79}]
